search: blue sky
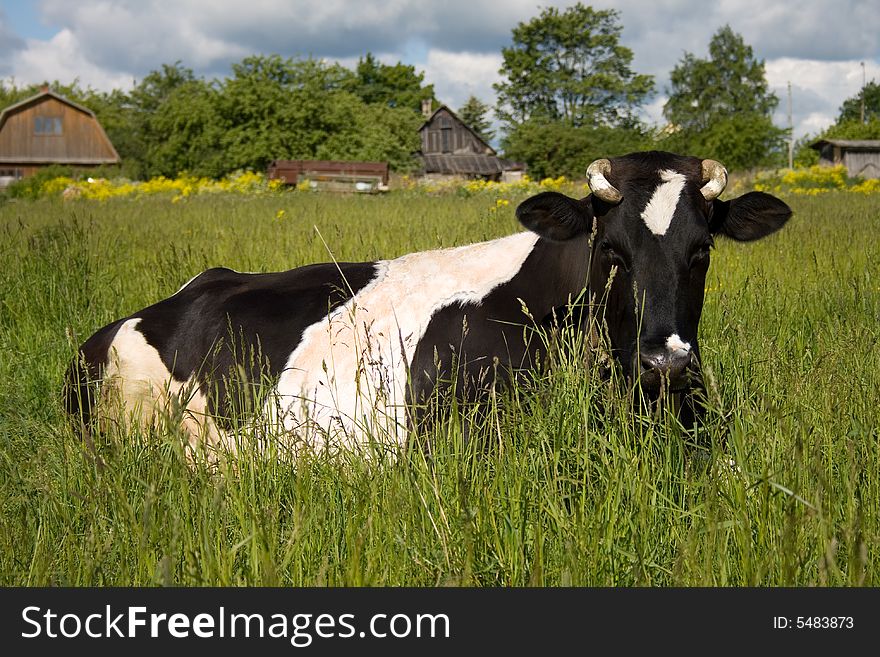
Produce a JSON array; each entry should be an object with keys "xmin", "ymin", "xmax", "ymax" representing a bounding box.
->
[
  {"xmin": 2, "ymin": 2, "xmax": 54, "ymax": 39},
  {"xmin": 1, "ymin": 1, "xmax": 878, "ymax": 140}
]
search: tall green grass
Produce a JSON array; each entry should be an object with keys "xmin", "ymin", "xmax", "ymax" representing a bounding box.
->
[{"xmin": 0, "ymin": 191, "xmax": 877, "ymax": 585}]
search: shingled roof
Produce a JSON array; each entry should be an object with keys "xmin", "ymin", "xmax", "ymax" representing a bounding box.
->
[
  {"xmin": 421, "ymin": 153, "xmax": 524, "ymax": 176},
  {"xmin": 810, "ymin": 139, "xmax": 880, "ymax": 150}
]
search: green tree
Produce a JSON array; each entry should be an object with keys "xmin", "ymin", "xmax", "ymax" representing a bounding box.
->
[
  {"xmin": 823, "ymin": 117, "xmax": 880, "ymax": 141},
  {"xmin": 345, "ymin": 53, "xmax": 434, "ymax": 113},
  {"xmin": 79, "ymin": 87, "xmax": 144, "ymax": 178},
  {"xmin": 838, "ymin": 80, "xmax": 880, "ymax": 123},
  {"xmin": 129, "ymin": 63, "xmax": 205, "ymax": 177},
  {"xmin": 0, "ymin": 80, "xmax": 26, "ymax": 108},
  {"xmin": 503, "ymin": 120, "xmax": 649, "ymax": 179},
  {"xmin": 131, "ymin": 62, "xmax": 195, "ymax": 114},
  {"xmin": 1, "ymin": 53, "xmax": 427, "ymax": 180},
  {"xmin": 792, "ymin": 133, "xmax": 821, "ymax": 167},
  {"xmin": 0, "ymin": 79, "xmax": 44, "ymax": 107},
  {"xmin": 494, "ymin": 3, "xmax": 653, "ymax": 129},
  {"xmin": 144, "ymin": 80, "xmax": 225, "ymax": 178},
  {"xmin": 664, "ymin": 26, "xmax": 777, "ymax": 131},
  {"xmin": 217, "ymin": 55, "xmax": 353, "ymax": 171},
  {"xmin": 662, "ymin": 26, "xmax": 784, "ymax": 169},
  {"xmin": 457, "ymin": 96, "xmax": 494, "ymax": 143},
  {"xmin": 315, "ymin": 95, "xmax": 422, "ymax": 171},
  {"xmin": 0, "ymin": 78, "xmax": 96, "ymax": 108},
  {"xmin": 217, "ymin": 55, "xmax": 419, "ymax": 173}
]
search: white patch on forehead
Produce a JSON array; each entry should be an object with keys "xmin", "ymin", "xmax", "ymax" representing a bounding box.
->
[
  {"xmin": 274, "ymin": 231, "xmax": 541, "ymax": 452},
  {"xmin": 666, "ymin": 333, "xmax": 692, "ymax": 354},
  {"xmin": 641, "ymin": 169, "xmax": 687, "ymax": 236}
]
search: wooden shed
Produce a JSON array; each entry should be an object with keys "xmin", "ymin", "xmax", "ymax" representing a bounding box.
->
[
  {"xmin": 267, "ymin": 160, "xmax": 390, "ymax": 193},
  {"xmin": 418, "ymin": 105, "xmax": 525, "ymax": 182},
  {"xmin": 0, "ymin": 88, "xmax": 120, "ymax": 187},
  {"xmin": 810, "ymin": 139, "xmax": 880, "ymax": 178}
]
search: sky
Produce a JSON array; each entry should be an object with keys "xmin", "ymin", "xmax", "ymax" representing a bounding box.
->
[{"xmin": 1, "ymin": 0, "xmax": 878, "ymax": 143}]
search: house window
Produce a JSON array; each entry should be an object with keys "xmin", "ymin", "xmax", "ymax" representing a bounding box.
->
[
  {"xmin": 0, "ymin": 168, "xmax": 23, "ymax": 187},
  {"xmin": 34, "ymin": 116, "xmax": 62, "ymax": 135}
]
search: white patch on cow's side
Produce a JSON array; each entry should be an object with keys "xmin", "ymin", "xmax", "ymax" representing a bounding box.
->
[
  {"xmin": 666, "ymin": 333, "xmax": 692, "ymax": 355},
  {"xmin": 102, "ymin": 318, "xmax": 228, "ymax": 457},
  {"xmin": 273, "ymin": 231, "xmax": 541, "ymax": 452},
  {"xmin": 641, "ymin": 169, "xmax": 687, "ymax": 236}
]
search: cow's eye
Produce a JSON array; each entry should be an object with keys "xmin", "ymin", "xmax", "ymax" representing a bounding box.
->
[
  {"xmin": 600, "ymin": 241, "xmax": 630, "ymax": 271},
  {"xmin": 689, "ymin": 241, "xmax": 713, "ymax": 268}
]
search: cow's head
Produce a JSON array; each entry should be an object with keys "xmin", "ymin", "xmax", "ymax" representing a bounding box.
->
[{"xmin": 516, "ymin": 151, "xmax": 791, "ymax": 396}]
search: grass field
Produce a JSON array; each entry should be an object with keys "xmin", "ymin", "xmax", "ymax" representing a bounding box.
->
[{"xmin": 0, "ymin": 190, "xmax": 878, "ymax": 586}]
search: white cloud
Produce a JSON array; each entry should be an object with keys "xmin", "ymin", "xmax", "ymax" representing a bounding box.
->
[
  {"xmin": 765, "ymin": 58, "xmax": 880, "ymax": 138},
  {"xmin": 641, "ymin": 58, "xmax": 880, "ymax": 141},
  {"xmin": 421, "ymin": 49, "xmax": 503, "ymax": 112},
  {"xmin": 642, "ymin": 95, "xmax": 667, "ymax": 127},
  {"xmin": 2, "ymin": 0, "xmax": 877, "ymax": 145},
  {"xmin": 13, "ymin": 1, "xmax": 879, "ymax": 76},
  {"xmin": 801, "ymin": 111, "xmax": 837, "ymax": 135},
  {"xmin": 34, "ymin": 0, "xmax": 250, "ymax": 79},
  {"xmin": 10, "ymin": 29, "xmax": 136, "ymax": 91},
  {"xmin": 32, "ymin": 0, "xmax": 520, "ymax": 75}
]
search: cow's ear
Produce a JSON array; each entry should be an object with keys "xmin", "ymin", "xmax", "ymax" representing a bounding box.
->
[
  {"xmin": 516, "ymin": 192, "xmax": 593, "ymax": 241},
  {"xmin": 710, "ymin": 191, "xmax": 792, "ymax": 241}
]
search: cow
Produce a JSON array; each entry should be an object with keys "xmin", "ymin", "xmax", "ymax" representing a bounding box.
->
[{"xmin": 64, "ymin": 151, "xmax": 791, "ymax": 459}]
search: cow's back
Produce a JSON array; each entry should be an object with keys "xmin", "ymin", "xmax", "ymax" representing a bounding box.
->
[
  {"xmin": 65, "ymin": 262, "xmax": 380, "ymax": 451},
  {"xmin": 65, "ymin": 230, "xmax": 559, "ymax": 455}
]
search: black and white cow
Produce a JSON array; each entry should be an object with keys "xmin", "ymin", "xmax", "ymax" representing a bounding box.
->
[{"xmin": 65, "ymin": 150, "xmax": 791, "ymax": 455}]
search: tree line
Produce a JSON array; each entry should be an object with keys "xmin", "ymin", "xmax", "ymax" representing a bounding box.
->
[
  {"xmin": 2, "ymin": 2, "xmax": 876, "ymax": 179},
  {"xmin": 1, "ymin": 54, "xmax": 433, "ymax": 179}
]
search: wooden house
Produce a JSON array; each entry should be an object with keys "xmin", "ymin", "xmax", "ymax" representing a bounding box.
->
[
  {"xmin": 0, "ymin": 87, "xmax": 119, "ymax": 187},
  {"xmin": 418, "ymin": 104, "xmax": 525, "ymax": 182},
  {"xmin": 810, "ymin": 139, "xmax": 880, "ymax": 178}
]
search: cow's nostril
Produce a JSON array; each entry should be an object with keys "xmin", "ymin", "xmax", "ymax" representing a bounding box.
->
[
  {"xmin": 638, "ymin": 349, "xmax": 692, "ymax": 389},
  {"xmin": 640, "ymin": 352, "xmax": 666, "ymax": 373}
]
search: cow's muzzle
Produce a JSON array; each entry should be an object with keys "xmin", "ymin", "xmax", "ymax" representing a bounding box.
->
[{"xmin": 636, "ymin": 348, "xmax": 693, "ymax": 393}]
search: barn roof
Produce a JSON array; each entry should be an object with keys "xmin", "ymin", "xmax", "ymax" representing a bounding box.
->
[
  {"xmin": 810, "ymin": 138, "xmax": 880, "ymax": 151},
  {"xmin": 419, "ymin": 105, "xmax": 496, "ymax": 156},
  {"xmin": 0, "ymin": 89, "xmax": 98, "ymax": 132},
  {"xmin": 421, "ymin": 153, "xmax": 525, "ymax": 176},
  {"xmin": 0, "ymin": 88, "xmax": 120, "ymax": 164}
]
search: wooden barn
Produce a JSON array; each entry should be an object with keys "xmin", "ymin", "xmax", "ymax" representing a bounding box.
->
[
  {"xmin": 810, "ymin": 138, "xmax": 880, "ymax": 178},
  {"xmin": 418, "ymin": 103, "xmax": 525, "ymax": 182},
  {"xmin": 0, "ymin": 87, "xmax": 119, "ymax": 187}
]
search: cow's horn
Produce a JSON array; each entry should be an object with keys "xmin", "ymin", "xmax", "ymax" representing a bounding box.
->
[
  {"xmin": 700, "ymin": 159, "xmax": 728, "ymax": 200},
  {"xmin": 586, "ymin": 159, "xmax": 622, "ymax": 203}
]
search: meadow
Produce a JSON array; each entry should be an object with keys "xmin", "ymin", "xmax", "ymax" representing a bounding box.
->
[{"xmin": 0, "ymin": 186, "xmax": 877, "ymax": 586}]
